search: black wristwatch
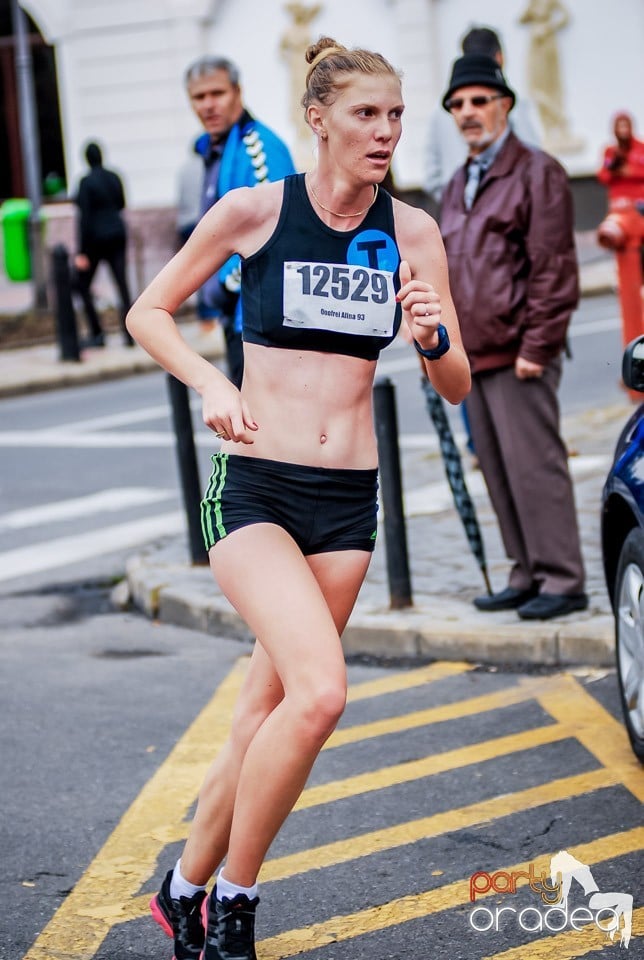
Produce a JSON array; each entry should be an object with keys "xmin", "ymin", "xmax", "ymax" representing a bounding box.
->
[{"xmin": 413, "ymin": 323, "xmax": 450, "ymax": 360}]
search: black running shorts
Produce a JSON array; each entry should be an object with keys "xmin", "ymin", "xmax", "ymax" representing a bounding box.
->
[{"xmin": 201, "ymin": 453, "xmax": 379, "ymax": 555}]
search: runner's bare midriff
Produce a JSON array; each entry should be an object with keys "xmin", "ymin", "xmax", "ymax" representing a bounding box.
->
[{"xmin": 220, "ymin": 342, "xmax": 378, "ymax": 468}]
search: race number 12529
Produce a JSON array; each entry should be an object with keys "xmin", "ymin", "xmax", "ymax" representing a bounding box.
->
[{"xmin": 295, "ymin": 263, "xmax": 391, "ymax": 305}]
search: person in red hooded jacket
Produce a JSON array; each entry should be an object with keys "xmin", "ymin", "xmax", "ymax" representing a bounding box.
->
[{"xmin": 597, "ymin": 112, "xmax": 644, "ymax": 205}]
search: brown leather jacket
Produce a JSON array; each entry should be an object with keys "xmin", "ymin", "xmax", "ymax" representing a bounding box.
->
[{"xmin": 440, "ymin": 132, "xmax": 579, "ymax": 374}]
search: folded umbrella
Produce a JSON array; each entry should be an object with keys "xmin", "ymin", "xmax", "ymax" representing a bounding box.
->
[{"xmin": 421, "ymin": 375, "xmax": 492, "ymax": 595}]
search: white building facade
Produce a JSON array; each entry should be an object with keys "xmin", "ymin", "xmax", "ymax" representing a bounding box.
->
[{"xmin": 24, "ymin": 0, "xmax": 644, "ymax": 208}]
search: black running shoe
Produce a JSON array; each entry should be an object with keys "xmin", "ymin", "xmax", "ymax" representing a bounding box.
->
[
  {"xmin": 200, "ymin": 890, "xmax": 259, "ymax": 960},
  {"xmin": 150, "ymin": 868, "xmax": 207, "ymax": 960}
]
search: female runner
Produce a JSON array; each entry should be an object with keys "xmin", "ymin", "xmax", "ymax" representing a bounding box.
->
[{"xmin": 127, "ymin": 36, "xmax": 470, "ymax": 960}]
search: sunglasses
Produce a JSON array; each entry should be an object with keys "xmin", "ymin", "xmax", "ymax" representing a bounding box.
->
[{"xmin": 445, "ymin": 93, "xmax": 505, "ymax": 112}]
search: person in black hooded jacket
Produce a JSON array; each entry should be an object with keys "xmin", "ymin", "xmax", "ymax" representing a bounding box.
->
[{"xmin": 74, "ymin": 142, "xmax": 133, "ymax": 347}]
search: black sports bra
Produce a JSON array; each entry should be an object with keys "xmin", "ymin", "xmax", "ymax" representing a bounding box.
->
[{"xmin": 240, "ymin": 174, "xmax": 402, "ymax": 361}]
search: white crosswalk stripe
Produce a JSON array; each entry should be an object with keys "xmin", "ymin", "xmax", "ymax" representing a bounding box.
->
[
  {"xmin": 0, "ymin": 485, "xmax": 182, "ymax": 583},
  {"xmin": 0, "ymin": 488, "xmax": 174, "ymax": 530},
  {"xmin": 0, "ymin": 429, "xmax": 189, "ymax": 447},
  {"xmin": 0, "ymin": 511, "xmax": 184, "ymax": 583},
  {"xmin": 0, "ymin": 429, "xmax": 453, "ymax": 451}
]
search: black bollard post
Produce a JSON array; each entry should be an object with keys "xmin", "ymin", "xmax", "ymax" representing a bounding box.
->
[
  {"xmin": 373, "ymin": 377, "xmax": 413, "ymax": 609},
  {"xmin": 51, "ymin": 244, "xmax": 80, "ymax": 362},
  {"xmin": 166, "ymin": 374, "xmax": 209, "ymax": 566}
]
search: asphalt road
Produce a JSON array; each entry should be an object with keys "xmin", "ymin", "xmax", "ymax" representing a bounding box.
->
[
  {"xmin": 1, "ymin": 289, "xmax": 642, "ymax": 958},
  {"xmin": 2, "ymin": 603, "xmax": 641, "ymax": 960}
]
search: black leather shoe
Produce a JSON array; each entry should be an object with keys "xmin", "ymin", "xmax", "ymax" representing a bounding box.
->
[
  {"xmin": 517, "ymin": 592, "xmax": 589, "ymax": 621},
  {"xmin": 474, "ymin": 585, "xmax": 538, "ymax": 612}
]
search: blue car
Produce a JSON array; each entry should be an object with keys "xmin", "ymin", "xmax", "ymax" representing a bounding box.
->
[{"xmin": 601, "ymin": 335, "xmax": 644, "ymax": 762}]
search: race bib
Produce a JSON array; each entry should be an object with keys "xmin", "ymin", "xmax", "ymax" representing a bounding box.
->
[{"xmin": 283, "ymin": 260, "xmax": 396, "ymax": 337}]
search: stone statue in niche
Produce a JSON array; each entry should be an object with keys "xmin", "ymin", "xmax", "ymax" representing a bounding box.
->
[
  {"xmin": 519, "ymin": 0, "xmax": 584, "ymax": 154},
  {"xmin": 279, "ymin": 2, "xmax": 322, "ymax": 171}
]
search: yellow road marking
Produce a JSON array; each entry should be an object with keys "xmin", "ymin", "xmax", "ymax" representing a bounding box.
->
[
  {"xmin": 257, "ymin": 828, "xmax": 644, "ymax": 959},
  {"xmin": 532, "ymin": 674, "xmax": 644, "ymax": 803},
  {"xmin": 295, "ymin": 723, "xmax": 570, "ymax": 810},
  {"xmin": 328, "ymin": 675, "xmax": 559, "ymax": 748},
  {"xmin": 23, "ymin": 657, "xmax": 248, "ymax": 960},
  {"xmin": 261, "ymin": 768, "xmax": 620, "ymax": 883},
  {"xmin": 124, "ymin": 766, "xmax": 620, "ymax": 919},
  {"xmin": 23, "ymin": 663, "xmax": 642, "ymax": 960},
  {"xmin": 480, "ymin": 907, "xmax": 644, "ymax": 959},
  {"xmin": 344, "ymin": 660, "xmax": 473, "ymax": 702},
  {"xmin": 127, "ymin": 675, "xmax": 575, "ymax": 847},
  {"xmin": 126, "ymin": 768, "xmax": 625, "ymax": 921},
  {"xmin": 21, "ymin": 660, "xmax": 469, "ymax": 956}
]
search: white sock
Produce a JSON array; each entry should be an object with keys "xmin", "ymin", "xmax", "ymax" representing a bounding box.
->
[
  {"xmin": 216, "ymin": 869, "xmax": 258, "ymax": 902},
  {"xmin": 170, "ymin": 858, "xmax": 207, "ymax": 900}
]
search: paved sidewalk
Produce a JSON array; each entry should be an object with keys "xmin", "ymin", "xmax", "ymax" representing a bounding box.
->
[
  {"xmin": 0, "ymin": 319, "xmax": 226, "ymax": 398},
  {"xmin": 1, "ymin": 245, "xmax": 630, "ymax": 666},
  {"xmin": 124, "ymin": 399, "xmax": 630, "ymax": 668}
]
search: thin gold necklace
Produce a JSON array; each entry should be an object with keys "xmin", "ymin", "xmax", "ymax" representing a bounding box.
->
[{"xmin": 308, "ymin": 179, "xmax": 379, "ymax": 218}]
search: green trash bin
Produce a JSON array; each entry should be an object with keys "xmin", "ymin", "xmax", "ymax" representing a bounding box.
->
[{"xmin": 1, "ymin": 198, "xmax": 34, "ymax": 282}]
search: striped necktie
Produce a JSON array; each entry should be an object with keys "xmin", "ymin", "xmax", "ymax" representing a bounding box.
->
[{"xmin": 464, "ymin": 158, "xmax": 483, "ymax": 211}]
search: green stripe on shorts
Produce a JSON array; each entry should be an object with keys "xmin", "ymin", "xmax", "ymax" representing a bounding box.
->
[{"xmin": 201, "ymin": 453, "xmax": 229, "ymax": 549}]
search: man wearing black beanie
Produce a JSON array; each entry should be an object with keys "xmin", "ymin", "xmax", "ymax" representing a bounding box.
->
[{"xmin": 439, "ymin": 53, "xmax": 587, "ymax": 621}]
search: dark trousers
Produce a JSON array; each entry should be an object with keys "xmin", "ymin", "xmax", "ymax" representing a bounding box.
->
[
  {"xmin": 467, "ymin": 358, "xmax": 585, "ymax": 595},
  {"xmin": 75, "ymin": 239, "xmax": 133, "ymax": 343}
]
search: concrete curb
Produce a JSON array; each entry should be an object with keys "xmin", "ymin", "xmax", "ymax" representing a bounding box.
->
[
  {"xmin": 0, "ymin": 323, "xmax": 227, "ymax": 399},
  {"xmin": 0, "ymin": 347, "xmax": 168, "ymax": 399},
  {"xmin": 125, "ymin": 552, "xmax": 615, "ymax": 668}
]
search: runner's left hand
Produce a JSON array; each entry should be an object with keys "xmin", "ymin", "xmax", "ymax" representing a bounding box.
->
[{"xmin": 397, "ymin": 260, "xmax": 441, "ymax": 351}]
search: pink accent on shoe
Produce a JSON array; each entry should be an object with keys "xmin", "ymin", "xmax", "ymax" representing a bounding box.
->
[
  {"xmin": 199, "ymin": 894, "xmax": 211, "ymax": 960},
  {"xmin": 150, "ymin": 894, "xmax": 173, "ymax": 938}
]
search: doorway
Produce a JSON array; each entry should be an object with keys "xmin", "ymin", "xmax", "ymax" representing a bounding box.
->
[{"xmin": 0, "ymin": 1, "xmax": 65, "ymax": 201}]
